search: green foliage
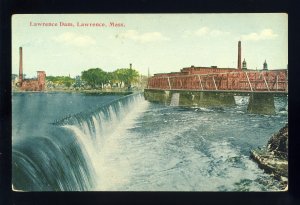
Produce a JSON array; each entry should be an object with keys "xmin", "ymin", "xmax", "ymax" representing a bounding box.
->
[
  {"xmin": 45, "ymin": 66, "xmax": 140, "ymax": 90},
  {"xmin": 81, "ymin": 67, "xmax": 139, "ymax": 88},
  {"xmin": 114, "ymin": 68, "xmax": 139, "ymax": 87},
  {"xmin": 106, "ymin": 72, "xmax": 118, "ymax": 87},
  {"xmin": 46, "ymin": 76, "xmax": 75, "ymax": 87},
  {"xmin": 81, "ymin": 68, "xmax": 108, "ymax": 88}
]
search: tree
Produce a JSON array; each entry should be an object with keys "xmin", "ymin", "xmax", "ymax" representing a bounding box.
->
[
  {"xmin": 74, "ymin": 76, "xmax": 82, "ymax": 88},
  {"xmin": 114, "ymin": 69, "xmax": 124, "ymax": 87},
  {"xmin": 106, "ymin": 71, "xmax": 118, "ymax": 88},
  {"xmin": 81, "ymin": 68, "xmax": 107, "ymax": 88},
  {"xmin": 46, "ymin": 76, "xmax": 75, "ymax": 88},
  {"xmin": 114, "ymin": 68, "xmax": 139, "ymax": 88},
  {"xmin": 64, "ymin": 81, "xmax": 72, "ymax": 88},
  {"xmin": 126, "ymin": 68, "xmax": 139, "ymax": 87}
]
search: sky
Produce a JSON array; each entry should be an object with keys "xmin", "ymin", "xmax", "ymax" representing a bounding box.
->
[{"xmin": 12, "ymin": 14, "xmax": 288, "ymax": 78}]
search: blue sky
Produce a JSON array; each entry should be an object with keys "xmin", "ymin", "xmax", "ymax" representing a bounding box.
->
[{"xmin": 12, "ymin": 14, "xmax": 288, "ymax": 78}]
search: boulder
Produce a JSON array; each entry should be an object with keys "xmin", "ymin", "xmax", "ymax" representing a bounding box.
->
[
  {"xmin": 267, "ymin": 124, "xmax": 288, "ymax": 159},
  {"xmin": 250, "ymin": 124, "xmax": 288, "ymax": 190}
]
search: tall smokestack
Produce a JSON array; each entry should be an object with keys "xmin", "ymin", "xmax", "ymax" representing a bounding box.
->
[
  {"xmin": 237, "ymin": 41, "xmax": 241, "ymax": 70},
  {"xmin": 19, "ymin": 47, "xmax": 23, "ymax": 83},
  {"xmin": 130, "ymin": 63, "xmax": 132, "ymax": 69}
]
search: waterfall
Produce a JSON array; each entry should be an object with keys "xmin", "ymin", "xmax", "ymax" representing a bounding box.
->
[
  {"xmin": 12, "ymin": 92, "xmax": 149, "ymax": 191},
  {"xmin": 170, "ymin": 93, "xmax": 180, "ymax": 106},
  {"xmin": 12, "ymin": 131, "xmax": 96, "ymax": 191}
]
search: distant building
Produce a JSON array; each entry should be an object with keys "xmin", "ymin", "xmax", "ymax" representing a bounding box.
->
[
  {"xmin": 20, "ymin": 71, "xmax": 46, "ymax": 91},
  {"xmin": 17, "ymin": 47, "xmax": 46, "ymax": 91}
]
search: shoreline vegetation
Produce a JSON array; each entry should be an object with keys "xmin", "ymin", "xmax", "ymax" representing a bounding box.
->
[{"xmin": 12, "ymin": 66, "xmax": 149, "ymax": 93}]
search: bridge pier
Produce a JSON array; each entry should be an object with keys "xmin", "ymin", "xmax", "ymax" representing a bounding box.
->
[
  {"xmin": 144, "ymin": 89, "xmax": 171, "ymax": 105},
  {"xmin": 144, "ymin": 90, "xmax": 280, "ymax": 115},
  {"xmin": 144, "ymin": 89, "xmax": 235, "ymax": 107},
  {"xmin": 247, "ymin": 93, "xmax": 275, "ymax": 115},
  {"xmin": 179, "ymin": 91, "xmax": 235, "ymax": 107}
]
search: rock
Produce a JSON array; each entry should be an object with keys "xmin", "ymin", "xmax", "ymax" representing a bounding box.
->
[
  {"xmin": 267, "ymin": 124, "xmax": 288, "ymax": 159},
  {"xmin": 250, "ymin": 124, "xmax": 288, "ymax": 190}
]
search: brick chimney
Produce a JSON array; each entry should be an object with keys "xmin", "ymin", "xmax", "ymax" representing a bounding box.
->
[
  {"xmin": 19, "ymin": 47, "xmax": 23, "ymax": 83},
  {"xmin": 237, "ymin": 41, "xmax": 241, "ymax": 70},
  {"xmin": 130, "ymin": 63, "xmax": 132, "ymax": 69}
]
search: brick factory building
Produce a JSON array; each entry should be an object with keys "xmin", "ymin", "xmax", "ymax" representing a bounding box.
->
[
  {"xmin": 17, "ymin": 47, "xmax": 46, "ymax": 91},
  {"xmin": 152, "ymin": 41, "xmax": 268, "ymax": 78},
  {"xmin": 19, "ymin": 71, "xmax": 46, "ymax": 91}
]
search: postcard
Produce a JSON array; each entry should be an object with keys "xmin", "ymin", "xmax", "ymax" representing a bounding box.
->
[{"xmin": 11, "ymin": 13, "xmax": 288, "ymax": 192}]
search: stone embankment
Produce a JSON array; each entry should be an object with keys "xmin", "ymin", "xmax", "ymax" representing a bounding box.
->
[{"xmin": 250, "ymin": 124, "xmax": 288, "ymax": 190}]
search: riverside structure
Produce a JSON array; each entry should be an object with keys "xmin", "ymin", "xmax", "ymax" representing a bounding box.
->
[
  {"xmin": 144, "ymin": 41, "xmax": 288, "ymax": 115},
  {"xmin": 16, "ymin": 47, "xmax": 46, "ymax": 91}
]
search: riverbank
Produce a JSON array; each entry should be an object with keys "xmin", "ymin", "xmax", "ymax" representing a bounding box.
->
[
  {"xmin": 250, "ymin": 124, "xmax": 288, "ymax": 190},
  {"xmin": 11, "ymin": 88, "xmax": 140, "ymax": 95}
]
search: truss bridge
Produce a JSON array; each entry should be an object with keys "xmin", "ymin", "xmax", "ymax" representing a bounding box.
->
[{"xmin": 145, "ymin": 69, "xmax": 288, "ymax": 115}]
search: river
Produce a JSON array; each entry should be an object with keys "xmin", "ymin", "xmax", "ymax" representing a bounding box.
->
[{"xmin": 12, "ymin": 92, "xmax": 288, "ymax": 191}]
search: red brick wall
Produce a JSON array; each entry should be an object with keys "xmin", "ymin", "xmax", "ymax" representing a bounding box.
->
[
  {"xmin": 21, "ymin": 80, "xmax": 39, "ymax": 91},
  {"xmin": 37, "ymin": 71, "xmax": 46, "ymax": 90},
  {"xmin": 20, "ymin": 71, "xmax": 46, "ymax": 91}
]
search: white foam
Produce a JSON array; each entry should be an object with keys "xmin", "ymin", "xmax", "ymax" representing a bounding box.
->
[
  {"xmin": 170, "ymin": 93, "xmax": 180, "ymax": 106},
  {"xmin": 234, "ymin": 96, "xmax": 249, "ymax": 106},
  {"xmin": 64, "ymin": 95, "xmax": 150, "ymax": 190}
]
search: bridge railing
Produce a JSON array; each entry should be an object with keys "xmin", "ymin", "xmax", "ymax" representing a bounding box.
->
[{"xmin": 147, "ymin": 70, "xmax": 288, "ymax": 92}]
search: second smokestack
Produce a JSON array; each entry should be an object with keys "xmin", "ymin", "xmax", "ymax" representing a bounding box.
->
[{"xmin": 237, "ymin": 41, "xmax": 241, "ymax": 70}]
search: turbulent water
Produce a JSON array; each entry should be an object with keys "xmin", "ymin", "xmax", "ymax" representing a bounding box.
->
[{"xmin": 12, "ymin": 92, "xmax": 288, "ymax": 191}]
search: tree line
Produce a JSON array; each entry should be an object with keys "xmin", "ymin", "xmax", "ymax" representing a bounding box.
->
[
  {"xmin": 43, "ymin": 67, "xmax": 140, "ymax": 89},
  {"xmin": 81, "ymin": 67, "xmax": 139, "ymax": 89},
  {"xmin": 46, "ymin": 76, "xmax": 75, "ymax": 88},
  {"xmin": 13, "ymin": 67, "xmax": 141, "ymax": 89}
]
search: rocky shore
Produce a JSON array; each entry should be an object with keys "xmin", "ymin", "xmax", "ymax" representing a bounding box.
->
[{"xmin": 250, "ymin": 124, "xmax": 288, "ymax": 190}]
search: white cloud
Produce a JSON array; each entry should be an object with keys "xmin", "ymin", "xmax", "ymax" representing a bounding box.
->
[
  {"xmin": 194, "ymin": 27, "xmax": 210, "ymax": 36},
  {"xmin": 117, "ymin": 30, "xmax": 170, "ymax": 43},
  {"xmin": 184, "ymin": 27, "xmax": 230, "ymax": 38},
  {"xmin": 209, "ymin": 29, "xmax": 230, "ymax": 37},
  {"xmin": 241, "ymin": 29, "xmax": 278, "ymax": 41},
  {"xmin": 53, "ymin": 32, "xmax": 96, "ymax": 47},
  {"xmin": 20, "ymin": 38, "xmax": 44, "ymax": 47}
]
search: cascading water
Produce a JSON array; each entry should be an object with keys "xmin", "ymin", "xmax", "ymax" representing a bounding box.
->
[
  {"xmin": 57, "ymin": 93, "xmax": 150, "ymax": 190},
  {"xmin": 12, "ymin": 92, "xmax": 149, "ymax": 191},
  {"xmin": 12, "ymin": 131, "xmax": 96, "ymax": 191}
]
